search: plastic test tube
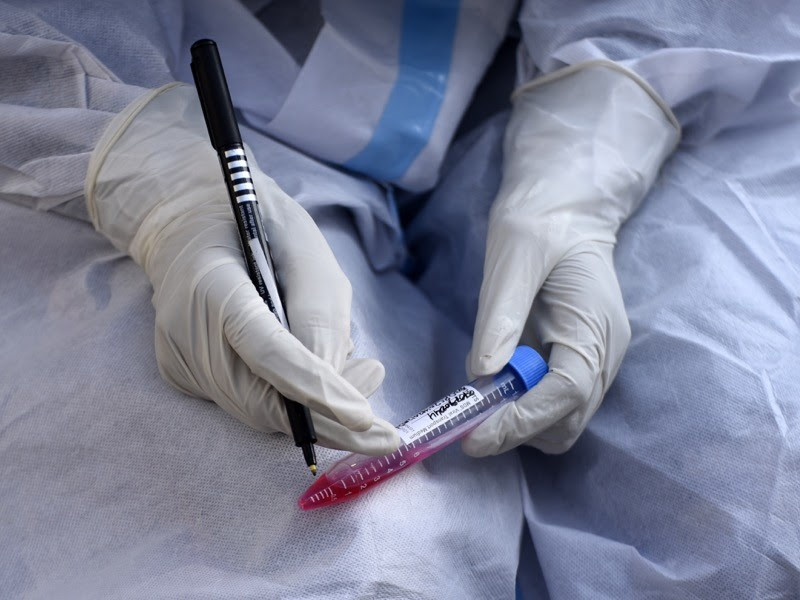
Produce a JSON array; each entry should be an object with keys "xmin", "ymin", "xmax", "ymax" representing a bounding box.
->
[{"xmin": 299, "ymin": 345, "xmax": 548, "ymax": 510}]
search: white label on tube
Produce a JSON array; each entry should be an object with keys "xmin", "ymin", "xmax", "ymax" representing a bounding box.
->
[{"xmin": 396, "ymin": 385, "xmax": 484, "ymax": 445}]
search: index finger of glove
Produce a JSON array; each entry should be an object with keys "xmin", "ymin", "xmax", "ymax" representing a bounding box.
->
[
  {"xmin": 251, "ymin": 169, "xmax": 352, "ymax": 372},
  {"xmin": 470, "ymin": 218, "xmax": 551, "ymax": 377},
  {"xmin": 462, "ymin": 343, "xmax": 597, "ymax": 456},
  {"xmin": 223, "ymin": 282, "xmax": 374, "ymax": 432},
  {"xmin": 312, "ymin": 414, "xmax": 401, "ymax": 456}
]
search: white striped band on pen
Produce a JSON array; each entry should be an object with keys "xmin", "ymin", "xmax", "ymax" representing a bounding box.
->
[{"xmin": 224, "ymin": 147, "xmax": 256, "ymax": 203}]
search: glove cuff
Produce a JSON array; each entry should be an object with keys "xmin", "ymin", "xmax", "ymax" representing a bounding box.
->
[
  {"xmin": 497, "ymin": 60, "xmax": 681, "ymax": 238},
  {"xmin": 511, "ymin": 60, "xmax": 680, "ymax": 133},
  {"xmin": 85, "ymin": 82, "xmax": 193, "ymax": 258}
]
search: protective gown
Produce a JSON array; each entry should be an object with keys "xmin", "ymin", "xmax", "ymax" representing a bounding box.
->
[{"xmin": 1, "ymin": 1, "xmax": 799, "ymax": 598}]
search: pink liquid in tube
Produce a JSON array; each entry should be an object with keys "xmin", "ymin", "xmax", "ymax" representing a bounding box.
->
[{"xmin": 299, "ymin": 346, "xmax": 547, "ymax": 510}]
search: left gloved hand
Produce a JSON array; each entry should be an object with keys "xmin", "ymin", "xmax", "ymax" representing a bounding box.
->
[
  {"xmin": 86, "ymin": 84, "xmax": 400, "ymax": 456},
  {"xmin": 464, "ymin": 62, "xmax": 680, "ymax": 455}
]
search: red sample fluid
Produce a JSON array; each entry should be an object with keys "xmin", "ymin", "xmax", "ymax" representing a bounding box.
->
[{"xmin": 299, "ymin": 346, "xmax": 547, "ymax": 510}]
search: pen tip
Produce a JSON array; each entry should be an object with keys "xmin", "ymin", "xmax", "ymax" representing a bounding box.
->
[{"xmin": 309, "ymin": 464, "xmax": 317, "ymax": 476}]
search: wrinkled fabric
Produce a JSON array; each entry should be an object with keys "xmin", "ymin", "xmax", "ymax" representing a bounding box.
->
[
  {"xmin": 516, "ymin": 0, "xmax": 800, "ymax": 147},
  {"xmin": 0, "ymin": 0, "xmax": 406, "ymax": 270},
  {"xmin": 239, "ymin": 0, "xmax": 515, "ymax": 191},
  {"xmin": 38, "ymin": 0, "xmax": 513, "ymax": 193},
  {"xmin": 0, "ymin": 5, "xmax": 147, "ymax": 214}
]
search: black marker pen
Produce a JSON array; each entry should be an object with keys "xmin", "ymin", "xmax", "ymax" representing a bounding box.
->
[{"xmin": 190, "ymin": 38, "xmax": 318, "ymax": 475}]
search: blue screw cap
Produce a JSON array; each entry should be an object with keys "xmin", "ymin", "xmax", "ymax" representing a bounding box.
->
[{"xmin": 507, "ymin": 346, "xmax": 548, "ymax": 391}]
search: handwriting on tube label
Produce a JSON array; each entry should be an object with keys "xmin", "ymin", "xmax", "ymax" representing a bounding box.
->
[{"xmin": 396, "ymin": 386, "xmax": 484, "ymax": 445}]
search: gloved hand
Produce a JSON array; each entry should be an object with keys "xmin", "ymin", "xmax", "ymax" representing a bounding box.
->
[
  {"xmin": 85, "ymin": 83, "xmax": 400, "ymax": 456},
  {"xmin": 464, "ymin": 62, "xmax": 680, "ymax": 455}
]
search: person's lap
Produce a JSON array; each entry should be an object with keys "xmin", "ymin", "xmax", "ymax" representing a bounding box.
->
[{"xmin": 0, "ymin": 125, "xmax": 525, "ymax": 598}]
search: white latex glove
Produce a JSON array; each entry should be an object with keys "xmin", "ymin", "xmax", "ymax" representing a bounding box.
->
[
  {"xmin": 464, "ymin": 62, "xmax": 680, "ymax": 456},
  {"xmin": 85, "ymin": 83, "xmax": 400, "ymax": 456}
]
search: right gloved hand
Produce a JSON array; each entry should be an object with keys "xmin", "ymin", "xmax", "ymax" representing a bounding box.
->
[{"xmin": 85, "ymin": 83, "xmax": 401, "ymax": 456}]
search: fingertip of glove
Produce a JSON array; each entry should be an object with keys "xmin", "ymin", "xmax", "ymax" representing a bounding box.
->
[
  {"xmin": 460, "ymin": 406, "xmax": 510, "ymax": 457},
  {"xmin": 341, "ymin": 357, "xmax": 386, "ymax": 399},
  {"xmin": 469, "ymin": 331, "xmax": 518, "ymax": 376},
  {"xmin": 461, "ymin": 433, "xmax": 493, "ymax": 458},
  {"xmin": 345, "ymin": 418, "xmax": 401, "ymax": 456},
  {"xmin": 344, "ymin": 410, "xmax": 375, "ymax": 433},
  {"xmin": 381, "ymin": 430, "xmax": 402, "ymax": 456},
  {"xmin": 361, "ymin": 358, "xmax": 385, "ymax": 383},
  {"xmin": 373, "ymin": 418, "xmax": 402, "ymax": 455},
  {"xmin": 469, "ymin": 350, "xmax": 509, "ymax": 378},
  {"xmin": 470, "ymin": 354, "xmax": 492, "ymax": 376}
]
